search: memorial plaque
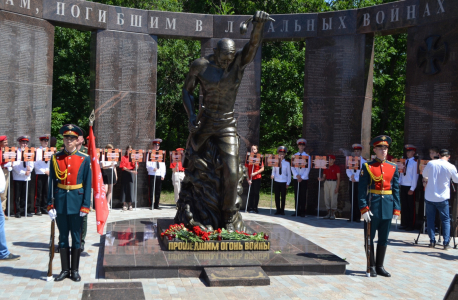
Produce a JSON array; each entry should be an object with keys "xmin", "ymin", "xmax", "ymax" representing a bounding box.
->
[
  {"xmin": 107, "ymin": 6, "xmax": 148, "ymax": 34},
  {"xmin": 147, "ymin": 11, "xmax": 212, "ymax": 38},
  {"xmin": 357, "ymin": 0, "xmax": 419, "ymax": 34},
  {"xmin": 2, "ymin": 0, "xmax": 43, "ymax": 18},
  {"xmin": 303, "ymin": 34, "xmax": 374, "ymax": 216},
  {"xmin": 405, "ymin": 19, "xmax": 458, "ymax": 158},
  {"xmin": 43, "ymin": 0, "xmax": 108, "ymax": 30},
  {"xmin": 317, "ymin": 10, "xmax": 357, "ymax": 37},
  {"xmin": 0, "ymin": 11, "xmax": 53, "ymax": 146},
  {"xmin": 91, "ymin": 30, "xmax": 157, "ymax": 207},
  {"xmin": 200, "ymin": 38, "xmax": 261, "ymax": 162}
]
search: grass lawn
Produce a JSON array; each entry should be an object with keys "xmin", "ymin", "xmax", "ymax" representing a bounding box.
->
[{"xmin": 160, "ymin": 190, "xmax": 297, "ymax": 209}]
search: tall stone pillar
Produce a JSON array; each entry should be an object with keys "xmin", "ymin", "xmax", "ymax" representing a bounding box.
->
[
  {"xmin": 303, "ymin": 34, "xmax": 374, "ymax": 216},
  {"xmin": 200, "ymin": 38, "xmax": 261, "ymax": 208},
  {"xmin": 405, "ymin": 18, "xmax": 458, "ymax": 230},
  {"xmin": 0, "ymin": 11, "xmax": 54, "ymax": 146},
  {"xmin": 90, "ymin": 30, "xmax": 157, "ymax": 207},
  {"xmin": 0, "ymin": 11, "xmax": 54, "ymax": 213}
]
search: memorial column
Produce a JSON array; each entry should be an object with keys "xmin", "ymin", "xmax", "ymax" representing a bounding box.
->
[
  {"xmin": 90, "ymin": 30, "xmax": 158, "ymax": 207},
  {"xmin": 303, "ymin": 34, "xmax": 374, "ymax": 216}
]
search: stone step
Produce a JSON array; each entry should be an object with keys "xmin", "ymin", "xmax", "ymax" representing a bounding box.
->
[{"xmin": 203, "ymin": 266, "xmax": 270, "ymax": 287}]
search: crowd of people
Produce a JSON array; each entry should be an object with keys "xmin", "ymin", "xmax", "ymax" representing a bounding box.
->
[{"xmin": 1, "ymin": 129, "xmax": 457, "ymax": 267}]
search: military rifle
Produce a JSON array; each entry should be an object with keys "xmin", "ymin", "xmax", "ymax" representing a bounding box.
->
[
  {"xmin": 46, "ymin": 179, "xmax": 55, "ymax": 281},
  {"xmin": 365, "ymin": 193, "xmax": 372, "ymax": 277}
]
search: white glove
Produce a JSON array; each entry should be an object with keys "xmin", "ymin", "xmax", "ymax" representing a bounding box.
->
[
  {"xmin": 392, "ymin": 214, "xmax": 399, "ymax": 220},
  {"xmin": 80, "ymin": 212, "xmax": 87, "ymax": 217},
  {"xmin": 48, "ymin": 209, "xmax": 57, "ymax": 220},
  {"xmin": 362, "ymin": 211, "xmax": 373, "ymax": 222}
]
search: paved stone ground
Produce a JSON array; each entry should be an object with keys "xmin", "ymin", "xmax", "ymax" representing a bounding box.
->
[{"xmin": 0, "ymin": 205, "xmax": 456, "ymax": 300}]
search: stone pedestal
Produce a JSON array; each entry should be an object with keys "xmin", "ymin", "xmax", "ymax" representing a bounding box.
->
[
  {"xmin": 90, "ymin": 30, "xmax": 157, "ymax": 207},
  {"xmin": 303, "ymin": 34, "xmax": 374, "ymax": 217}
]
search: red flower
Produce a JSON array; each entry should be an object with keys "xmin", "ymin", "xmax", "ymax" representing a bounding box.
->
[{"xmin": 217, "ymin": 228, "xmax": 222, "ymax": 233}]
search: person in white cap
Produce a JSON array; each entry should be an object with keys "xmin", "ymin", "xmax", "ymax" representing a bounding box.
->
[
  {"xmin": 34, "ymin": 134, "xmax": 51, "ymax": 216},
  {"xmin": 346, "ymin": 143, "xmax": 366, "ymax": 222},
  {"xmin": 146, "ymin": 139, "xmax": 166, "ymax": 209},
  {"xmin": 291, "ymin": 138, "xmax": 310, "ymax": 217},
  {"xmin": 12, "ymin": 136, "xmax": 34, "ymax": 218},
  {"xmin": 271, "ymin": 146, "xmax": 290, "ymax": 215},
  {"xmin": 399, "ymin": 144, "xmax": 418, "ymax": 231}
]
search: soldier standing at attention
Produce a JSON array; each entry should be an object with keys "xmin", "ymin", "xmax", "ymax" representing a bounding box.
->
[
  {"xmin": 47, "ymin": 124, "xmax": 91, "ymax": 281},
  {"xmin": 359, "ymin": 135, "xmax": 400, "ymax": 277}
]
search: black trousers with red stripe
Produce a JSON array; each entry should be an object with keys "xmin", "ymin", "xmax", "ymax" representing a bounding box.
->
[
  {"xmin": 35, "ymin": 174, "xmax": 48, "ymax": 213},
  {"xmin": 14, "ymin": 180, "xmax": 31, "ymax": 215}
]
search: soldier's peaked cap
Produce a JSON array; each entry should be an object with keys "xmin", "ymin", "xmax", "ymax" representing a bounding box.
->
[
  {"xmin": 405, "ymin": 144, "xmax": 416, "ymax": 151},
  {"xmin": 370, "ymin": 135, "xmax": 392, "ymax": 147},
  {"xmin": 297, "ymin": 139, "xmax": 306, "ymax": 145},
  {"xmin": 352, "ymin": 143, "xmax": 363, "ymax": 150},
  {"xmin": 17, "ymin": 135, "xmax": 30, "ymax": 142},
  {"xmin": 152, "ymin": 138, "xmax": 162, "ymax": 144},
  {"xmin": 59, "ymin": 124, "xmax": 83, "ymax": 137},
  {"xmin": 277, "ymin": 146, "xmax": 287, "ymax": 153},
  {"xmin": 39, "ymin": 134, "xmax": 51, "ymax": 140}
]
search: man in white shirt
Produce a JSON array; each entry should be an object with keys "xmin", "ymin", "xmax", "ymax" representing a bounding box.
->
[
  {"xmin": 12, "ymin": 136, "xmax": 34, "ymax": 218},
  {"xmin": 34, "ymin": 134, "xmax": 50, "ymax": 216},
  {"xmin": 0, "ymin": 136, "xmax": 12, "ymax": 219},
  {"xmin": 146, "ymin": 139, "xmax": 166, "ymax": 209},
  {"xmin": 399, "ymin": 144, "xmax": 419, "ymax": 231},
  {"xmin": 291, "ymin": 139, "xmax": 311, "ymax": 217},
  {"xmin": 422, "ymin": 149, "xmax": 458, "ymax": 250},
  {"xmin": 271, "ymin": 146, "xmax": 291, "ymax": 215},
  {"xmin": 346, "ymin": 143, "xmax": 366, "ymax": 222},
  {"xmin": 0, "ymin": 169, "xmax": 20, "ymax": 261}
]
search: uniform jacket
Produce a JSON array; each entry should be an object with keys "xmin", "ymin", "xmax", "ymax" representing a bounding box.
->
[
  {"xmin": 291, "ymin": 151, "xmax": 311, "ymax": 180},
  {"xmin": 35, "ymin": 147, "xmax": 50, "ymax": 175},
  {"xmin": 346, "ymin": 156, "xmax": 367, "ymax": 182},
  {"xmin": 146, "ymin": 153, "xmax": 166, "ymax": 177},
  {"xmin": 12, "ymin": 149, "xmax": 34, "ymax": 181},
  {"xmin": 47, "ymin": 149, "xmax": 92, "ymax": 215},
  {"xmin": 358, "ymin": 158, "xmax": 401, "ymax": 220}
]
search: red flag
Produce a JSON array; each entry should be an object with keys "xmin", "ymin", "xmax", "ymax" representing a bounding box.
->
[{"xmin": 87, "ymin": 126, "xmax": 108, "ymax": 234}]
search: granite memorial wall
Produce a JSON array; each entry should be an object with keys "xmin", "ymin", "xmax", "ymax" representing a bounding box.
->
[
  {"xmin": 1, "ymin": 0, "xmax": 458, "ymax": 212},
  {"xmin": 90, "ymin": 30, "xmax": 157, "ymax": 207}
]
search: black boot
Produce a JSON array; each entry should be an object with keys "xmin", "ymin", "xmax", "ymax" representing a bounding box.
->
[
  {"xmin": 369, "ymin": 244, "xmax": 377, "ymax": 277},
  {"xmin": 54, "ymin": 248, "xmax": 70, "ymax": 281},
  {"xmin": 70, "ymin": 248, "xmax": 82, "ymax": 282},
  {"xmin": 376, "ymin": 245, "xmax": 391, "ymax": 277}
]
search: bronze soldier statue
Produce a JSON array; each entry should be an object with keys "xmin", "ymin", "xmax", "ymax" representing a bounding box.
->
[{"xmin": 175, "ymin": 11, "xmax": 271, "ymax": 232}]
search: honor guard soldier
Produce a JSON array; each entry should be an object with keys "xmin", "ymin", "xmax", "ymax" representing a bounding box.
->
[
  {"xmin": 0, "ymin": 136, "xmax": 12, "ymax": 218},
  {"xmin": 359, "ymin": 135, "xmax": 400, "ymax": 277},
  {"xmin": 13, "ymin": 136, "xmax": 34, "ymax": 218},
  {"xmin": 291, "ymin": 139, "xmax": 310, "ymax": 217},
  {"xmin": 34, "ymin": 134, "xmax": 51, "ymax": 216},
  {"xmin": 399, "ymin": 144, "xmax": 418, "ymax": 231},
  {"xmin": 47, "ymin": 124, "xmax": 91, "ymax": 282},
  {"xmin": 146, "ymin": 139, "xmax": 166, "ymax": 209},
  {"xmin": 346, "ymin": 144, "xmax": 366, "ymax": 222}
]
